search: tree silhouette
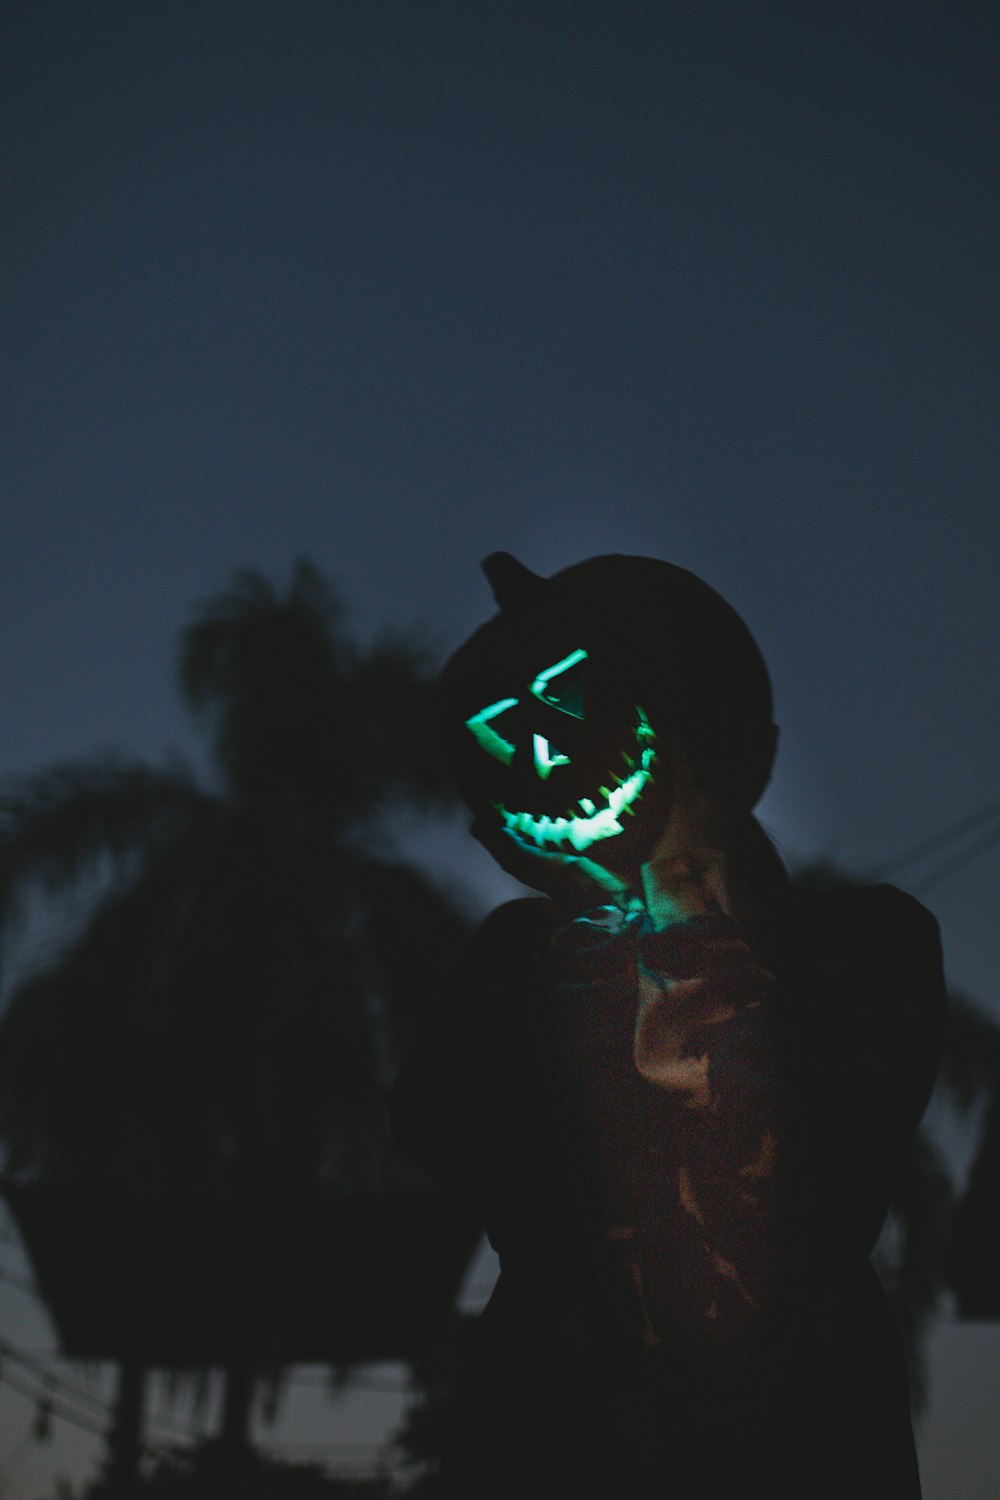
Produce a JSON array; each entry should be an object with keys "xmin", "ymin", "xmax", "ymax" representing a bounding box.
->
[{"xmin": 0, "ymin": 561, "xmax": 474, "ymax": 1491}]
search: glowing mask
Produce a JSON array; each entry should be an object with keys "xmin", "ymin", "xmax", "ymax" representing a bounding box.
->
[{"xmin": 463, "ymin": 649, "xmax": 658, "ymax": 855}]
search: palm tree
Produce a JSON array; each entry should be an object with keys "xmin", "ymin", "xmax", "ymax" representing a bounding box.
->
[{"xmin": 0, "ymin": 560, "xmax": 476, "ymax": 1490}]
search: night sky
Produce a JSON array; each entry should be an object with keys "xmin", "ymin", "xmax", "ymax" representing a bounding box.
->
[{"xmin": 1, "ymin": 2, "xmax": 998, "ymax": 1494}]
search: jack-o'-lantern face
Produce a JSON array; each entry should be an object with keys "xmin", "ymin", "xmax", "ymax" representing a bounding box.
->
[
  {"xmin": 445, "ymin": 584, "xmax": 676, "ymax": 872},
  {"xmin": 462, "ymin": 646, "xmax": 659, "ymax": 856},
  {"xmin": 442, "ymin": 551, "xmax": 777, "ymax": 878}
]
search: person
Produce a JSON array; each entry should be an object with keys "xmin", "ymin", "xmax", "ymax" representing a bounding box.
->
[{"xmin": 391, "ymin": 553, "xmax": 945, "ymax": 1498}]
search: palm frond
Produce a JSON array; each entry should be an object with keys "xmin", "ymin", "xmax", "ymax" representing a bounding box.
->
[
  {"xmin": 347, "ymin": 638, "xmax": 456, "ymax": 815},
  {"xmin": 0, "ymin": 757, "xmax": 205, "ymax": 925},
  {"xmin": 178, "ymin": 560, "xmax": 347, "ymax": 716},
  {"xmin": 351, "ymin": 856, "xmax": 475, "ymax": 1072},
  {"xmin": 178, "ymin": 562, "xmax": 359, "ymax": 805},
  {"xmin": 177, "ymin": 559, "xmax": 457, "ymax": 825}
]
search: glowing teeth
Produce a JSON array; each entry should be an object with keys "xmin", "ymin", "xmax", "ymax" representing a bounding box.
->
[{"xmin": 498, "ymin": 735, "xmax": 656, "ymax": 853}]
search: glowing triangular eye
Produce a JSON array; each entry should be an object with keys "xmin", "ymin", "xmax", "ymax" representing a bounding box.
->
[
  {"xmin": 465, "ymin": 697, "xmax": 518, "ymax": 765},
  {"xmin": 530, "ymin": 648, "xmax": 587, "ymax": 719},
  {"xmin": 533, "ymin": 734, "xmax": 571, "ymax": 780}
]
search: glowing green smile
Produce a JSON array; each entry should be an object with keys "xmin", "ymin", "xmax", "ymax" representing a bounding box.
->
[
  {"xmin": 499, "ymin": 713, "xmax": 656, "ymax": 853},
  {"xmin": 464, "ymin": 648, "xmax": 657, "ymax": 855}
]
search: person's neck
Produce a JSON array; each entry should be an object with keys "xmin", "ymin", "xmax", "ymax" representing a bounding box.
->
[{"xmin": 633, "ymin": 813, "xmax": 791, "ymax": 931}]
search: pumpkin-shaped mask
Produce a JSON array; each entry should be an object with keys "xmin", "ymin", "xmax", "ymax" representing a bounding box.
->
[{"xmin": 441, "ymin": 553, "xmax": 775, "ymax": 875}]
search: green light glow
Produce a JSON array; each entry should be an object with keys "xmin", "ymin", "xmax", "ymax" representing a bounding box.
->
[
  {"xmin": 499, "ymin": 710, "xmax": 656, "ymax": 853},
  {"xmin": 530, "ymin": 648, "xmax": 587, "ymax": 717},
  {"xmin": 464, "ymin": 649, "xmax": 590, "ymax": 768},
  {"xmin": 465, "ymin": 696, "xmax": 518, "ymax": 766},
  {"xmin": 532, "ymin": 733, "xmax": 571, "ymax": 779}
]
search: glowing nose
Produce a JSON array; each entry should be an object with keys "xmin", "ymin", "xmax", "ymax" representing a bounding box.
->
[{"xmin": 533, "ymin": 734, "xmax": 571, "ymax": 780}]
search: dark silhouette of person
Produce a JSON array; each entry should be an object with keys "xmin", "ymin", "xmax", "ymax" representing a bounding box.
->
[{"xmin": 392, "ymin": 554, "xmax": 945, "ymax": 1498}]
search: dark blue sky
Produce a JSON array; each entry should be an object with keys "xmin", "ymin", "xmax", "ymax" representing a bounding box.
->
[
  {"xmin": 4, "ymin": 0, "xmax": 997, "ymax": 994},
  {"xmin": 1, "ymin": 3, "xmax": 998, "ymax": 1488}
]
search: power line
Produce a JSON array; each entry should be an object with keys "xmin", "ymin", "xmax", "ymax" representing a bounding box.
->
[
  {"xmin": 872, "ymin": 797, "xmax": 1000, "ymax": 882},
  {"xmin": 0, "ymin": 1359, "xmax": 211, "ymax": 1459},
  {"xmin": 0, "ymin": 1340, "xmax": 111, "ymax": 1419},
  {"xmin": 0, "ymin": 1338, "xmax": 404, "ymax": 1470},
  {"xmin": 0, "ymin": 1367, "xmax": 394, "ymax": 1480},
  {"xmin": 0, "ymin": 1364, "xmax": 112, "ymax": 1444},
  {"xmin": 0, "ymin": 1339, "xmax": 204, "ymax": 1449},
  {"xmin": 911, "ymin": 819, "xmax": 1000, "ymax": 896},
  {"xmin": 1, "ymin": 1336, "xmax": 413, "ymax": 1416}
]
